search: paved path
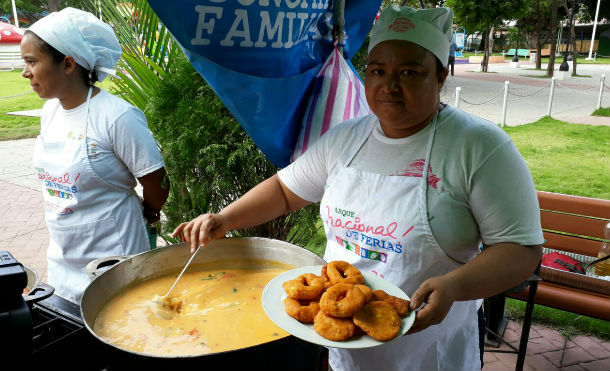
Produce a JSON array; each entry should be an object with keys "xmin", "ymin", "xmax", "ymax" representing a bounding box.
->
[
  {"xmin": 441, "ymin": 60, "xmax": 610, "ymax": 126},
  {"xmin": 483, "ymin": 321, "xmax": 609, "ymax": 371}
]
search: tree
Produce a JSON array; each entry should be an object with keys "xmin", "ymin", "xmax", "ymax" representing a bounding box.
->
[
  {"xmin": 448, "ymin": 0, "xmax": 528, "ymax": 72},
  {"xmin": 0, "ymin": 0, "xmax": 84, "ymax": 23},
  {"xmin": 561, "ymin": 0, "xmax": 579, "ymax": 76},
  {"xmin": 581, "ymin": 0, "xmax": 610, "ymax": 21},
  {"xmin": 519, "ymin": 0, "xmax": 553, "ymax": 70}
]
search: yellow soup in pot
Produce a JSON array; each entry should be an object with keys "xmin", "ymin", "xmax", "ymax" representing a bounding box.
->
[{"xmin": 94, "ymin": 262, "xmax": 290, "ymax": 356}]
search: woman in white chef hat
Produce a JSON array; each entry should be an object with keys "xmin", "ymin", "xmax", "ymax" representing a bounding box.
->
[
  {"xmin": 173, "ymin": 5, "xmax": 543, "ymax": 370},
  {"xmin": 21, "ymin": 8, "xmax": 169, "ymax": 304}
]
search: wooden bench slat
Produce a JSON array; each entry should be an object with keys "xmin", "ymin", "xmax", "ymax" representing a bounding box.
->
[
  {"xmin": 538, "ymin": 191, "xmax": 610, "ymax": 218},
  {"xmin": 541, "ymin": 210, "xmax": 608, "ymax": 239},
  {"xmin": 542, "ymin": 232, "xmax": 601, "ymax": 257},
  {"xmin": 507, "ymin": 282, "xmax": 610, "ymax": 320}
]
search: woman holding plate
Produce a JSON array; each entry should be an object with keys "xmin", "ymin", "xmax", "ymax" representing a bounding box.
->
[{"xmin": 173, "ymin": 5, "xmax": 543, "ymax": 371}]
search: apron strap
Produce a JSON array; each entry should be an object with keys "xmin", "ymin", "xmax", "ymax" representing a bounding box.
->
[
  {"xmin": 344, "ymin": 118, "xmax": 378, "ymax": 168},
  {"xmin": 422, "ymin": 111, "xmax": 440, "ymax": 183},
  {"xmin": 83, "ymin": 87, "xmax": 93, "ymax": 140}
]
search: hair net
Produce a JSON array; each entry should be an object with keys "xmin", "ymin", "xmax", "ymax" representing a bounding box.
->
[
  {"xmin": 368, "ymin": 5, "xmax": 453, "ymax": 66},
  {"xmin": 28, "ymin": 7, "xmax": 121, "ymax": 82}
]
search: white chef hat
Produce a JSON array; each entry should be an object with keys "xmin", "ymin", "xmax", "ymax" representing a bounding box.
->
[
  {"xmin": 368, "ymin": 5, "xmax": 453, "ymax": 66},
  {"xmin": 28, "ymin": 7, "xmax": 121, "ymax": 82}
]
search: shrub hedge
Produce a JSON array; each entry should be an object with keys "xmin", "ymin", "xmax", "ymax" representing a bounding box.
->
[{"xmin": 147, "ymin": 56, "xmax": 320, "ymax": 247}]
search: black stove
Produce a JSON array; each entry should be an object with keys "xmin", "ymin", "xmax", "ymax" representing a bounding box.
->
[
  {"xmin": 29, "ymin": 295, "xmax": 107, "ymax": 370},
  {"xmin": 0, "ymin": 250, "xmax": 106, "ymax": 370}
]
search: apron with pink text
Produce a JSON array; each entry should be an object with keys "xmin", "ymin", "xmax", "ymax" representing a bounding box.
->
[
  {"xmin": 321, "ymin": 114, "xmax": 481, "ymax": 371},
  {"xmin": 32, "ymin": 88, "xmax": 148, "ymax": 303}
]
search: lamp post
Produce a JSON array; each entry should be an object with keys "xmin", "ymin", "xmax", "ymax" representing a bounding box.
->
[
  {"xmin": 559, "ymin": 20, "xmax": 570, "ymax": 72},
  {"xmin": 586, "ymin": 0, "xmax": 601, "ymax": 60},
  {"xmin": 512, "ymin": 21, "xmax": 520, "ymax": 63},
  {"xmin": 11, "ymin": 0, "xmax": 19, "ymax": 28},
  {"xmin": 510, "ymin": 20, "xmax": 521, "ymax": 68}
]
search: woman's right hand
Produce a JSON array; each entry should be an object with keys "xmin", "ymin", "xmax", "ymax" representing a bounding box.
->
[{"xmin": 171, "ymin": 213, "xmax": 228, "ymax": 253}]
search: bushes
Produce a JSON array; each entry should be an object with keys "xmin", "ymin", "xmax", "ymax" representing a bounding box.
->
[{"xmin": 146, "ymin": 56, "xmax": 320, "ymax": 247}]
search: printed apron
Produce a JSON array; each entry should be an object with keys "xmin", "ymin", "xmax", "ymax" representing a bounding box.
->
[
  {"xmin": 33, "ymin": 88, "xmax": 148, "ymax": 304},
  {"xmin": 321, "ymin": 115, "xmax": 481, "ymax": 371}
]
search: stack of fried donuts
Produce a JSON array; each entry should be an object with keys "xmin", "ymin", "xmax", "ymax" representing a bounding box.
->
[{"xmin": 282, "ymin": 260, "xmax": 410, "ymax": 342}]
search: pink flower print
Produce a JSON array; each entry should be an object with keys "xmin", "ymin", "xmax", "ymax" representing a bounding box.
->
[
  {"xmin": 392, "ymin": 159, "xmax": 441, "ymax": 189},
  {"xmin": 388, "ymin": 18, "xmax": 416, "ymax": 32}
]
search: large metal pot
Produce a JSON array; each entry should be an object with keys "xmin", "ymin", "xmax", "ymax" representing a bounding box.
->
[{"xmin": 81, "ymin": 237, "xmax": 326, "ymax": 370}]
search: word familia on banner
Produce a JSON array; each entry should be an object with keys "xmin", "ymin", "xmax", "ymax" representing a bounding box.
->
[{"xmin": 191, "ymin": 0, "xmax": 333, "ymax": 48}]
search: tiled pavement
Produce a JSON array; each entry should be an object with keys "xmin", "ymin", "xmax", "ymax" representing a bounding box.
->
[
  {"xmin": 483, "ymin": 321, "xmax": 610, "ymax": 371},
  {"xmin": 0, "ymin": 180, "xmax": 49, "ymax": 283}
]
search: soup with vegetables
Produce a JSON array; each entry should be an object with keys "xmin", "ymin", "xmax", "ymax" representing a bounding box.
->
[{"xmin": 94, "ymin": 262, "xmax": 290, "ymax": 356}]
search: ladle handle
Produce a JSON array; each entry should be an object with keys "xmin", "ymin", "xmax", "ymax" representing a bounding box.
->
[{"xmin": 164, "ymin": 245, "xmax": 201, "ymax": 297}]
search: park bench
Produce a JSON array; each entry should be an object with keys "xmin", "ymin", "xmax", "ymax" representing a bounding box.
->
[
  {"xmin": 485, "ymin": 191, "xmax": 609, "ymax": 371},
  {"xmin": 508, "ymin": 191, "xmax": 610, "ymax": 320},
  {"xmin": 468, "ymin": 55, "xmax": 505, "ymax": 64},
  {"xmin": 0, "ymin": 51, "xmax": 24, "ymax": 71},
  {"xmin": 505, "ymin": 48, "xmax": 530, "ymax": 57},
  {"xmin": 529, "ymin": 48, "xmax": 551, "ymax": 57}
]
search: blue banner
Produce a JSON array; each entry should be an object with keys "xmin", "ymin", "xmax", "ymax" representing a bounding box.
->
[{"xmin": 147, "ymin": 0, "xmax": 379, "ymax": 167}]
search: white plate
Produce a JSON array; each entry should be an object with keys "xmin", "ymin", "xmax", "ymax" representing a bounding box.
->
[{"xmin": 262, "ymin": 265, "xmax": 416, "ymax": 349}]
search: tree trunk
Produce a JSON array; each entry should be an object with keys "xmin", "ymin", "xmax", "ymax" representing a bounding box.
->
[
  {"xmin": 546, "ymin": 0, "xmax": 558, "ymax": 77},
  {"xmin": 535, "ymin": 0, "xmax": 543, "ymax": 69},
  {"xmin": 482, "ymin": 26, "xmax": 494, "ymax": 73},
  {"xmin": 48, "ymin": 0, "xmax": 61, "ymax": 12},
  {"xmin": 569, "ymin": 0, "xmax": 577, "ymax": 75}
]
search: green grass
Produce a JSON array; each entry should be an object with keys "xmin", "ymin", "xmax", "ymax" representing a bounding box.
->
[
  {"xmin": 0, "ymin": 70, "xmax": 45, "ymax": 140},
  {"xmin": 593, "ymin": 107, "xmax": 609, "ymax": 117},
  {"xmin": 0, "ymin": 69, "xmax": 116, "ymax": 140},
  {"xmin": 520, "ymin": 74, "xmax": 550, "ymax": 78},
  {"xmin": 518, "ymin": 74, "xmax": 592, "ymax": 78},
  {"xmin": 504, "ymin": 117, "xmax": 609, "ymax": 199}
]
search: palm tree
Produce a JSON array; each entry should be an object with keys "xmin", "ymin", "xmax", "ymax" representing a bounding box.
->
[{"xmin": 84, "ymin": 0, "xmax": 180, "ymax": 111}]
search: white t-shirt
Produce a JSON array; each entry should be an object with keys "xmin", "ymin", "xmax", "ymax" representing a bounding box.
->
[
  {"xmin": 279, "ymin": 105, "xmax": 544, "ymax": 263},
  {"xmin": 40, "ymin": 89, "xmax": 164, "ymax": 187}
]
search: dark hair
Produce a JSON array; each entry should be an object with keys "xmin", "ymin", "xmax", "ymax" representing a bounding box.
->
[
  {"xmin": 24, "ymin": 30, "xmax": 98, "ymax": 87},
  {"xmin": 435, "ymin": 57, "xmax": 447, "ymax": 76}
]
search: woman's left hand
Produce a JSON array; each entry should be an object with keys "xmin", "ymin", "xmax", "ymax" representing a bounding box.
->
[{"xmin": 406, "ymin": 275, "xmax": 458, "ymax": 335}]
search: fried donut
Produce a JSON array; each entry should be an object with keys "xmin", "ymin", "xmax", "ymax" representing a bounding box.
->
[
  {"xmin": 284, "ymin": 298, "xmax": 320, "ymax": 323},
  {"xmin": 371, "ymin": 290, "xmax": 410, "ymax": 317},
  {"xmin": 320, "ymin": 283, "xmax": 365, "ymax": 318},
  {"xmin": 282, "ymin": 273, "xmax": 325, "ymax": 300},
  {"xmin": 320, "ymin": 265, "xmax": 334, "ymax": 291},
  {"xmin": 324, "ymin": 261, "xmax": 365, "ymax": 285},
  {"xmin": 356, "ymin": 284, "xmax": 373, "ymax": 302},
  {"xmin": 353, "ymin": 301, "xmax": 402, "ymax": 341},
  {"xmin": 313, "ymin": 311, "xmax": 355, "ymax": 341}
]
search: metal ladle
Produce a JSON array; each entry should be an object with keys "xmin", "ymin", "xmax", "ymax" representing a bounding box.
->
[
  {"xmin": 152, "ymin": 245, "xmax": 201, "ymax": 317},
  {"xmin": 163, "ymin": 220, "xmax": 215, "ymax": 298},
  {"xmin": 154, "ymin": 221, "xmax": 214, "ymax": 312}
]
